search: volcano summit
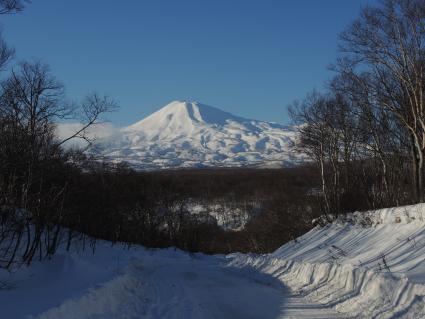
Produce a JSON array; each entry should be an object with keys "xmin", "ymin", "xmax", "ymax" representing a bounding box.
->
[{"xmin": 90, "ymin": 101, "xmax": 303, "ymax": 169}]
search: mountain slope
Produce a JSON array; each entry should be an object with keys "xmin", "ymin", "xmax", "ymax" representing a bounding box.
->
[{"xmin": 90, "ymin": 100, "xmax": 304, "ymax": 169}]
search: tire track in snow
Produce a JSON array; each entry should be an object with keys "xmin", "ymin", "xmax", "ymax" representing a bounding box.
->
[{"xmin": 36, "ymin": 254, "xmax": 344, "ymax": 319}]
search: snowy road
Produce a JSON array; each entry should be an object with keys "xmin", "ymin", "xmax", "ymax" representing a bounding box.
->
[
  {"xmin": 132, "ymin": 254, "xmax": 344, "ymax": 319},
  {"xmin": 36, "ymin": 251, "xmax": 343, "ymax": 319}
]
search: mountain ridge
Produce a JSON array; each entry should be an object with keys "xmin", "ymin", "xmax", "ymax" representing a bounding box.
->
[{"xmin": 89, "ymin": 100, "xmax": 304, "ymax": 170}]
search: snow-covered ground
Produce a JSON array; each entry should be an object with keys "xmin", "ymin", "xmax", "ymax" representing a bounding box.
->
[
  {"xmin": 1, "ymin": 204, "xmax": 425, "ymax": 318},
  {"xmin": 230, "ymin": 204, "xmax": 425, "ymax": 318},
  {"xmin": 188, "ymin": 200, "xmax": 259, "ymax": 230},
  {"xmin": 0, "ymin": 245, "xmax": 341, "ymax": 319}
]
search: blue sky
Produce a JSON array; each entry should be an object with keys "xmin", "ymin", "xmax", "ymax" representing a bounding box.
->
[{"xmin": 2, "ymin": 0, "xmax": 376, "ymax": 126}]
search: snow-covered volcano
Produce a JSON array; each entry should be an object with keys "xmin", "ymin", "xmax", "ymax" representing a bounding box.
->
[{"xmin": 90, "ymin": 100, "xmax": 303, "ymax": 169}]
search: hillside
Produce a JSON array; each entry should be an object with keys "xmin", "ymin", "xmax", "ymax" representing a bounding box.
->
[{"xmin": 89, "ymin": 101, "xmax": 304, "ymax": 169}]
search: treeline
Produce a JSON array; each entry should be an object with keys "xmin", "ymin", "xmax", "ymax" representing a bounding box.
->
[
  {"xmin": 61, "ymin": 166, "xmax": 320, "ymax": 254},
  {"xmin": 290, "ymin": 0, "xmax": 425, "ymax": 218}
]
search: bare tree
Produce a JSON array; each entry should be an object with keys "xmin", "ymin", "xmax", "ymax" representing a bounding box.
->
[
  {"xmin": 0, "ymin": 61, "xmax": 118, "ymax": 148},
  {"xmin": 0, "ymin": 0, "xmax": 29, "ymax": 73},
  {"xmin": 330, "ymin": 68, "xmax": 411, "ymax": 207},
  {"xmin": 0, "ymin": 33, "xmax": 13, "ymax": 70},
  {"xmin": 0, "ymin": 0, "xmax": 27, "ymax": 15},
  {"xmin": 289, "ymin": 92, "xmax": 345, "ymax": 217},
  {"xmin": 339, "ymin": 0, "xmax": 425, "ymax": 201},
  {"xmin": 57, "ymin": 93, "xmax": 118, "ymax": 148},
  {"xmin": 0, "ymin": 60, "xmax": 118, "ymax": 269},
  {"xmin": 0, "ymin": 0, "xmax": 125, "ymax": 269}
]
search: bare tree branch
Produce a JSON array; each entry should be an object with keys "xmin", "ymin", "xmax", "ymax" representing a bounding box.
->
[{"xmin": 0, "ymin": 0, "xmax": 28, "ymax": 15}]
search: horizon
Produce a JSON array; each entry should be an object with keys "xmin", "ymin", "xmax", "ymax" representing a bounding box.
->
[{"xmin": 2, "ymin": 0, "xmax": 377, "ymax": 126}]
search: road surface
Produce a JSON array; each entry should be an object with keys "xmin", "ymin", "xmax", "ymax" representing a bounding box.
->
[{"xmin": 37, "ymin": 252, "xmax": 345, "ymax": 319}]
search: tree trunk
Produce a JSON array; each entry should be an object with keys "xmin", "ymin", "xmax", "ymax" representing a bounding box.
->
[
  {"xmin": 417, "ymin": 151, "xmax": 424, "ymax": 202},
  {"xmin": 411, "ymin": 137, "xmax": 424, "ymax": 203}
]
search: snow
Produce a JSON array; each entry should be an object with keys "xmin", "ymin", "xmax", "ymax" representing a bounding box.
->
[
  {"xmin": 1, "ymin": 204, "xmax": 424, "ymax": 318},
  {"xmin": 0, "ymin": 244, "xmax": 127, "ymax": 318},
  {"xmin": 187, "ymin": 200, "xmax": 257, "ymax": 230},
  {"xmin": 89, "ymin": 101, "xmax": 305, "ymax": 169},
  {"xmin": 0, "ymin": 244, "xmax": 341, "ymax": 319},
  {"xmin": 229, "ymin": 204, "xmax": 425, "ymax": 318}
]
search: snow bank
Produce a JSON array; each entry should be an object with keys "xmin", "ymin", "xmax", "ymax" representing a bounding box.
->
[
  {"xmin": 0, "ymin": 242, "xmax": 149, "ymax": 319},
  {"xmin": 35, "ymin": 272, "xmax": 146, "ymax": 319},
  {"xmin": 228, "ymin": 204, "xmax": 425, "ymax": 318}
]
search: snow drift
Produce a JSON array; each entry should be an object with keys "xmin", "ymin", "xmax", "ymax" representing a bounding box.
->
[
  {"xmin": 89, "ymin": 100, "xmax": 304, "ymax": 169},
  {"xmin": 228, "ymin": 204, "xmax": 425, "ymax": 318}
]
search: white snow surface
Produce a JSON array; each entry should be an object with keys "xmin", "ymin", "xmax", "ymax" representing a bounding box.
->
[
  {"xmin": 0, "ymin": 244, "xmax": 341, "ymax": 319},
  {"xmin": 89, "ymin": 101, "xmax": 304, "ymax": 169},
  {"xmin": 230, "ymin": 204, "xmax": 425, "ymax": 318},
  {"xmin": 187, "ymin": 200, "xmax": 258, "ymax": 231},
  {"xmin": 1, "ymin": 204, "xmax": 425, "ymax": 318}
]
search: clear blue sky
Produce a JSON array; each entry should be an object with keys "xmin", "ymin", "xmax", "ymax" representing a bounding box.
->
[{"xmin": 2, "ymin": 0, "xmax": 377, "ymax": 126}]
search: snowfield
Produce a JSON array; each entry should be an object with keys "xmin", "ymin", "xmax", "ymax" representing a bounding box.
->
[{"xmin": 1, "ymin": 204, "xmax": 425, "ymax": 318}]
